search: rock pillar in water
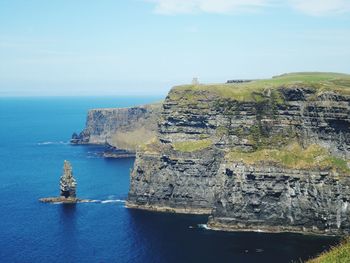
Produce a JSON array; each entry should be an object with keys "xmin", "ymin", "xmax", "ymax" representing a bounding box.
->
[{"xmin": 60, "ymin": 160, "xmax": 77, "ymax": 198}]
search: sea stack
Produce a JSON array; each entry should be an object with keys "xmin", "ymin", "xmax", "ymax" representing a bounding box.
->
[
  {"xmin": 40, "ymin": 160, "xmax": 89, "ymax": 203},
  {"xmin": 60, "ymin": 160, "xmax": 77, "ymax": 198}
]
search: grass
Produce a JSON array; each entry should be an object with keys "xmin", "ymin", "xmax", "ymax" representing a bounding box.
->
[
  {"xmin": 307, "ymin": 238, "xmax": 350, "ymax": 263},
  {"xmin": 169, "ymin": 72, "xmax": 350, "ymax": 102},
  {"xmin": 226, "ymin": 143, "xmax": 350, "ymax": 174},
  {"xmin": 172, "ymin": 139, "xmax": 213, "ymax": 152},
  {"xmin": 139, "ymin": 137, "xmax": 162, "ymax": 154}
]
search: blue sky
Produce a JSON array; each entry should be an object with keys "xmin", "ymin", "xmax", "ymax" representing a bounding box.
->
[{"xmin": 0, "ymin": 0, "xmax": 350, "ymax": 96}]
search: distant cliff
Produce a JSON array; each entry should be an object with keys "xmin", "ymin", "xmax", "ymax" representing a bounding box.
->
[
  {"xmin": 71, "ymin": 103, "xmax": 162, "ymax": 153},
  {"xmin": 127, "ymin": 72, "xmax": 350, "ymax": 235}
]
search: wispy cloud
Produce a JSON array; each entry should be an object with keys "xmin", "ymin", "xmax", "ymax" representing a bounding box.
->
[
  {"xmin": 145, "ymin": 0, "xmax": 350, "ymax": 16},
  {"xmin": 145, "ymin": 0, "xmax": 271, "ymax": 15},
  {"xmin": 289, "ymin": 0, "xmax": 350, "ymax": 16}
]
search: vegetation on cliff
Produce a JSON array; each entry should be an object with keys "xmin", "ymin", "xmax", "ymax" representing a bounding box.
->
[
  {"xmin": 108, "ymin": 103, "xmax": 161, "ymax": 151},
  {"xmin": 307, "ymin": 238, "xmax": 350, "ymax": 263},
  {"xmin": 227, "ymin": 143, "xmax": 350, "ymax": 175},
  {"xmin": 110, "ymin": 127, "xmax": 156, "ymax": 152},
  {"xmin": 169, "ymin": 72, "xmax": 350, "ymax": 102},
  {"xmin": 139, "ymin": 137, "xmax": 163, "ymax": 154},
  {"xmin": 166, "ymin": 72, "xmax": 350, "ymax": 173},
  {"xmin": 172, "ymin": 139, "xmax": 213, "ymax": 152}
]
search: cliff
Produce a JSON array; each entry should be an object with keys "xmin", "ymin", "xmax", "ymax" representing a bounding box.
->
[
  {"xmin": 71, "ymin": 103, "xmax": 162, "ymax": 153},
  {"xmin": 127, "ymin": 72, "xmax": 350, "ymax": 235}
]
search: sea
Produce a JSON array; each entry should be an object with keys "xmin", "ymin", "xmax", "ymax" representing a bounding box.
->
[{"xmin": 0, "ymin": 97, "xmax": 340, "ymax": 263}]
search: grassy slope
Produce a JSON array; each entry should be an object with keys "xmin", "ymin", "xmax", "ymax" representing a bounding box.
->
[
  {"xmin": 227, "ymin": 143, "xmax": 350, "ymax": 175},
  {"xmin": 173, "ymin": 139, "xmax": 213, "ymax": 152},
  {"xmin": 108, "ymin": 102, "xmax": 161, "ymax": 151},
  {"xmin": 110, "ymin": 127, "xmax": 156, "ymax": 152},
  {"xmin": 307, "ymin": 238, "xmax": 350, "ymax": 263},
  {"xmin": 169, "ymin": 72, "xmax": 350, "ymax": 102}
]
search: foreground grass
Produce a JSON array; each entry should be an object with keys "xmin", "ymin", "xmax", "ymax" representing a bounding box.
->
[
  {"xmin": 170, "ymin": 72, "xmax": 350, "ymax": 102},
  {"xmin": 227, "ymin": 143, "xmax": 350, "ymax": 174},
  {"xmin": 307, "ymin": 238, "xmax": 350, "ymax": 263}
]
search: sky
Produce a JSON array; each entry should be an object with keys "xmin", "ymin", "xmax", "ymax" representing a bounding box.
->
[{"xmin": 0, "ymin": 0, "xmax": 350, "ymax": 96}]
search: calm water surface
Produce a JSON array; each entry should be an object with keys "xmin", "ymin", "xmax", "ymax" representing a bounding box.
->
[{"xmin": 0, "ymin": 97, "xmax": 339, "ymax": 263}]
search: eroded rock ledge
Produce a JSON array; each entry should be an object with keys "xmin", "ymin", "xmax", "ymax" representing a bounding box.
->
[
  {"xmin": 127, "ymin": 73, "xmax": 350, "ymax": 235},
  {"xmin": 39, "ymin": 197, "xmax": 92, "ymax": 204}
]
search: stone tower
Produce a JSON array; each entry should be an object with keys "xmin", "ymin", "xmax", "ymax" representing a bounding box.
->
[{"xmin": 60, "ymin": 160, "xmax": 77, "ymax": 198}]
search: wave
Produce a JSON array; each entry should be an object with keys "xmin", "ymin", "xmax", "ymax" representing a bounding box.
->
[
  {"xmin": 48, "ymin": 199, "xmax": 126, "ymax": 204},
  {"xmin": 37, "ymin": 141, "xmax": 69, "ymax": 146},
  {"xmin": 84, "ymin": 199, "xmax": 126, "ymax": 204},
  {"xmin": 197, "ymin": 224, "xmax": 211, "ymax": 230},
  {"xmin": 86, "ymin": 156, "xmax": 101, "ymax": 159},
  {"xmin": 100, "ymin": 199, "xmax": 126, "ymax": 204},
  {"xmin": 87, "ymin": 200, "xmax": 100, "ymax": 203}
]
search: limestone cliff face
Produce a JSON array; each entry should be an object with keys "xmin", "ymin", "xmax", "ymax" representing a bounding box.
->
[
  {"xmin": 209, "ymin": 164, "xmax": 350, "ymax": 235},
  {"xmin": 127, "ymin": 73, "xmax": 350, "ymax": 235},
  {"xmin": 71, "ymin": 103, "xmax": 161, "ymax": 152}
]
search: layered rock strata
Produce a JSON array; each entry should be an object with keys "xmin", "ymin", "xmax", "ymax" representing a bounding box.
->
[{"xmin": 208, "ymin": 164, "xmax": 350, "ymax": 235}]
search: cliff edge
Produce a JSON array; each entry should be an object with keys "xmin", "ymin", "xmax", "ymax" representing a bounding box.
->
[{"xmin": 127, "ymin": 72, "xmax": 350, "ymax": 235}]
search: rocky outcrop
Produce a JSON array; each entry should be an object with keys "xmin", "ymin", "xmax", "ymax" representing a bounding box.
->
[
  {"xmin": 127, "ymin": 73, "xmax": 350, "ymax": 235},
  {"xmin": 60, "ymin": 160, "xmax": 77, "ymax": 198},
  {"xmin": 71, "ymin": 103, "xmax": 162, "ymax": 154},
  {"xmin": 40, "ymin": 160, "xmax": 90, "ymax": 203}
]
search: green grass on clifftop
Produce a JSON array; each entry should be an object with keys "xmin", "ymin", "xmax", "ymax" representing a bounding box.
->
[
  {"xmin": 169, "ymin": 72, "xmax": 350, "ymax": 102},
  {"xmin": 307, "ymin": 238, "xmax": 350, "ymax": 263},
  {"xmin": 227, "ymin": 143, "xmax": 350, "ymax": 175}
]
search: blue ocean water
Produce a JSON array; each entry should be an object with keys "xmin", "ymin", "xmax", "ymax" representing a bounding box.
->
[{"xmin": 0, "ymin": 97, "xmax": 339, "ymax": 263}]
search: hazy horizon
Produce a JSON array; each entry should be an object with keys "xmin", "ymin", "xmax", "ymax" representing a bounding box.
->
[{"xmin": 1, "ymin": 0, "xmax": 350, "ymax": 96}]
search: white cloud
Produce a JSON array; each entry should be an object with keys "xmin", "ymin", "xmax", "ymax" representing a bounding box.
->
[
  {"xmin": 146, "ymin": 0, "xmax": 271, "ymax": 14},
  {"xmin": 289, "ymin": 0, "xmax": 350, "ymax": 16},
  {"xmin": 145, "ymin": 0, "xmax": 350, "ymax": 16}
]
